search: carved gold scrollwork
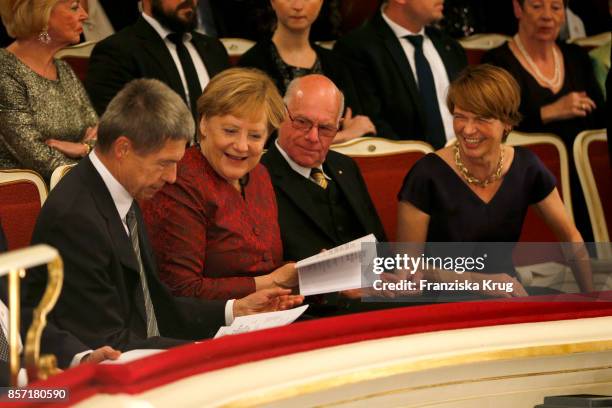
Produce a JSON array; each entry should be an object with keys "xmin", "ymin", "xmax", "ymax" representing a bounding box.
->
[{"xmin": 24, "ymin": 255, "xmax": 63, "ymax": 383}]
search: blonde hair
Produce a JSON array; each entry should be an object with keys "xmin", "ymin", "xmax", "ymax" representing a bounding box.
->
[
  {"xmin": 0, "ymin": 0, "xmax": 58, "ymax": 39},
  {"xmin": 197, "ymin": 67, "xmax": 286, "ymax": 137},
  {"xmin": 447, "ymin": 64, "xmax": 522, "ymax": 131}
]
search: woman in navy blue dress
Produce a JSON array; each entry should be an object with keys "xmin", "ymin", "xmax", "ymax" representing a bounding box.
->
[{"xmin": 396, "ymin": 64, "xmax": 592, "ymax": 297}]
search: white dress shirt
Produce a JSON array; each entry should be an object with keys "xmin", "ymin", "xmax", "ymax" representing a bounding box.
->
[
  {"xmin": 381, "ymin": 10, "xmax": 454, "ymax": 141},
  {"xmin": 276, "ymin": 140, "xmax": 331, "ymax": 182},
  {"xmin": 90, "ymin": 151, "xmax": 235, "ymax": 325},
  {"xmin": 142, "ymin": 12, "xmax": 211, "ymax": 109}
]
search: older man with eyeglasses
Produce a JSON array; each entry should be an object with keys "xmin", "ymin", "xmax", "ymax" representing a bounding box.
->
[{"xmin": 261, "ymin": 74, "xmax": 387, "ymax": 316}]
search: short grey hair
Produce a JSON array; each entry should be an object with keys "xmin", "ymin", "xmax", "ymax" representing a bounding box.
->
[
  {"xmin": 283, "ymin": 76, "xmax": 345, "ymax": 123},
  {"xmin": 97, "ymin": 79, "xmax": 194, "ymax": 154}
]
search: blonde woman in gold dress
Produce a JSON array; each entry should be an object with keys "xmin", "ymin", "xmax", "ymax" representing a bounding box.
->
[{"xmin": 0, "ymin": 0, "xmax": 97, "ymax": 180}]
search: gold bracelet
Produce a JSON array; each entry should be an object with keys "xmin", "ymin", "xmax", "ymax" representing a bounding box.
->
[{"xmin": 82, "ymin": 143, "xmax": 91, "ymax": 156}]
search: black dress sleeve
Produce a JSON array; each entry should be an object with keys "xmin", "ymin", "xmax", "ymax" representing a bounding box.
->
[
  {"xmin": 238, "ymin": 40, "xmax": 286, "ymax": 95},
  {"xmin": 520, "ymin": 147, "xmax": 557, "ymax": 204},
  {"xmin": 397, "ymin": 154, "xmax": 436, "ymax": 214}
]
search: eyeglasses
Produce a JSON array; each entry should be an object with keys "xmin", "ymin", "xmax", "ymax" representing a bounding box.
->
[{"xmin": 286, "ymin": 106, "xmax": 339, "ymax": 139}]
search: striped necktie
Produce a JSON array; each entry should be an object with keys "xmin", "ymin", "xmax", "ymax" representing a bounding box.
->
[
  {"xmin": 126, "ymin": 204, "xmax": 160, "ymax": 338},
  {"xmin": 310, "ymin": 168, "xmax": 328, "ymax": 189},
  {"xmin": 0, "ymin": 325, "xmax": 8, "ymax": 362}
]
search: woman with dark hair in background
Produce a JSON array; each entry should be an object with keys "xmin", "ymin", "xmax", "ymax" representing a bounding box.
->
[{"xmin": 239, "ymin": 0, "xmax": 375, "ymax": 144}]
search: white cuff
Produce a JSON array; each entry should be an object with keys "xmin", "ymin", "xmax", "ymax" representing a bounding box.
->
[
  {"xmin": 224, "ymin": 299, "xmax": 235, "ymax": 325},
  {"xmin": 70, "ymin": 349, "xmax": 93, "ymax": 367}
]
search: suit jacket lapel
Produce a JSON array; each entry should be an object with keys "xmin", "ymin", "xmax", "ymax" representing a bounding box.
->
[
  {"xmin": 265, "ymin": 145, "xmax": 337, "ymax": 242},
  {"xmin": 133, "ymin": 203, "xmax": 158, "ymax": 286},
  {"xmin": 371, "ymin": 11, "xmax": 426, "ymax": 124},
  {"xmin": 325, "ymin": 159, "xmax": 371, "ymax": 237},
  {"xmin": 134, "ymin": 17, "xmax": 187, "ymax": 100},
  {"xmin": 80, "ymin": 158, "xmax": 140, "ymax": 275},
  {"xmin": 191, "ymin": 34, "xmax": 224, "ymax": 77},
  {"xmin": 426, "ymin": 27, "xmax": 463, "ymax": 81},
  {"xmin": 80, "ymin": 158, "xmax": 149, "ymax": 325}
]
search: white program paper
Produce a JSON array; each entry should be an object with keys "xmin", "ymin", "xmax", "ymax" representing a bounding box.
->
[
  {"xmin": 297, "ymin": 234, "xmax": 377, "ymax": 296},
  {"xmin": 214, "ymin": 305, "xmax": 309, "ymax": 338},
  {"xmin": 102, "ymin": 349, "xmax": 164, "ymax": 364}
]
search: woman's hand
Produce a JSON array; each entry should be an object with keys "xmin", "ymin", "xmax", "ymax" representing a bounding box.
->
[
  {"xmin": 270, "ymin": 262, "xmax": 298, "ymax": 288},
  {"xmin": 541, "ymin": 91, "xmax": 596, "ymax": 123},
  {"xmin": 255, "ymin": 263, "xmax": 298, "ymax": 290},
  {"xmin": 469, "ymin": 272, "xmax": 528, "ymax": 298},
  {"xmin": 334, "ymin": 107, "xmax": 376, "ymax": 144},
  {"xmin": 233, "ymin": 287, "xmax": 304, "ymax": 316},
  {"xmin": 46, "ymin": 139, "xmax": 89, "ymax": 158},
  {"xmin": 82, "ymin": 126, "xmax": 98, "ymax": 142}
]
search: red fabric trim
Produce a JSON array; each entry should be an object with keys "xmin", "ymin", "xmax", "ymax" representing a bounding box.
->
[{"xmin": 18, "ymin": 293, "xmax": 612, "ymax": 407}]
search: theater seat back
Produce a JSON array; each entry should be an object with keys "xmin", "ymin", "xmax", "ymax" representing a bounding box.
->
[
  {"xmin": 0, "ymin": 170, "xmax": 47, "ymax": 250},
  {"xmin": 574, "ymin": 130, "xmax": 610, "ymax": 257},
  {"xmin": 458, "ymin": 34, "xmax": 510, "ymax": 65},
  {"xmin": 331, "ymin": 137, "xmax": 434, "ymax": 240},
  {"xmin": 220, "ymin": 38, "xmax": 255, "ymax": 65},
  {"xmin": 506, "ymin": 131, "xmax": 573, "ymax": 243},
  {"xmin": 56, "ymin": 41, "xmax": 96, "ymax": 82}
]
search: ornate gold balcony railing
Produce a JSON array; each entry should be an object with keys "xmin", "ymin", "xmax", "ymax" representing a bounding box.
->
[{"xmin": 0, "ymin": 245, "xmax": 63, "ymax": 386}]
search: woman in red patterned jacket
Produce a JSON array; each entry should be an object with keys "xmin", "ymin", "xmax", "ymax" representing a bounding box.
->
[{"xmin": 143, "ymin": 68, "xmax": 297, "ymax": 300}]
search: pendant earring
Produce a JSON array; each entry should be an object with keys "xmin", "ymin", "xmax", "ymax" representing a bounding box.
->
[{"xmin": 38, "ymin": 30, "xmax": 51, "ymax": 44}]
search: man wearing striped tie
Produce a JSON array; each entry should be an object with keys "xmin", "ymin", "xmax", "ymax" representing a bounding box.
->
[{"xmin": 23, "ymin": 79, "xmax": 303, "ymax": 353}]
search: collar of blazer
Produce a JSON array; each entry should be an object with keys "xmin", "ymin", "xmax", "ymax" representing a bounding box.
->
[
  {"xmin": 370, "ymin": 10, "xmax": 426, "ymax": 123},
  {"xmin": 263, "ymin": 145, "xmax": 370, "ymax": 242},
  {"xmin": 132, "ymin": 16, "xmax": 223, "ymax": 99},
  {"xmin": 132, "ymin": 16, "xmax": 187, "ymax": 97},
  {"xmin": 79, "ymin": 157, "xmax": 145, "ymax": 275},
  {"xmin": 263, "ymin": 144, "xmax": 335, "ymax": 241}
]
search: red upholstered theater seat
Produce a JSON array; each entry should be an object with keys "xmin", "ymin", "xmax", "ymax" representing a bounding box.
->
[
  {"xmin": 0, "ymin": 170, "xmax": 47, "ymax": 250},
  {"xmin": 569, "ymin": 32, "xmax": 611, "ymax": 52},
  {"xmin": 331, "ymin": 137, "xmax": 434, "ymax": 241},
  {"xmin": 339, "ymin": 0, "xmax": 379, "ymax": 34},
  {"xmin": 220, "ymin": 38, "xmax": 255, "ymax": 65},
  {"xmin": 505, "ymin": 132, "xmax": 573, "ymax": 243},
  {"xmin": 56, "ymin": 41, "xmax": 96, "ymax": 83},
  {"xmin": 458, "ymin": 34, "xmax": 511, "ymax": 65},
  {"xmin": 574, "ymin": 129, "xmax": 611, "ymax": 249},
  {"xmin": 60, "ymin": 57, "xmax": 89, "ymax": 82},
  {"xmin": 589, "ymin": 140, "xmax": 612, "ymax": 239}
]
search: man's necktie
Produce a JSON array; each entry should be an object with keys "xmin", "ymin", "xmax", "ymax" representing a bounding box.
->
[
  {"xmin": 0, "ymin": 326, "xmax": 9, "ymax": 362},
  {"xmin": 167, "ymin": 32, "xmax": 202, "ymax": 119},
  {"xmin": 126, "ymin": 205, "xmax": 160, "ymax": 338},
  {"xmin": 405, "ymin": 35, "xmax": 446, "ymax": 149},
  {"xmin": 310, "ymin": 168, "xmax": 328, "ymax": 189}
]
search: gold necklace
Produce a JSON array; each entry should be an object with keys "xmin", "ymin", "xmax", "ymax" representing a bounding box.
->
[{"xmin": 454, "ymin": 142, "xmax": 504, "ymax": 187}]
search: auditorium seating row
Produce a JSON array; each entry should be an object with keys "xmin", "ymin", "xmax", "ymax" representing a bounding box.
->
[
  {"xmin": 55, "ymin": 32, "xmax": 611, "ymax": 81},
  {"xmin": 0, "ymin": 130, "xmax": 609, "ymax": 254}
]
